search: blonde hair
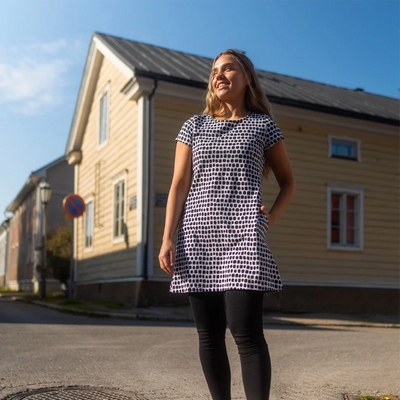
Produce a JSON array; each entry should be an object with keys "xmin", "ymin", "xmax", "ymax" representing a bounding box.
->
[
  {"xmin": 203, "ymin": 49, "xmax": 275, "ymax": 179},
  {"xmin": 203, "ymin": 49, "xmax": 274, "ymax": 119}
]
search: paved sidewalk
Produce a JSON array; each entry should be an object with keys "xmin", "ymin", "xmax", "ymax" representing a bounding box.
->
[{"xmin": 4, "ymin": 293, "xmax": 399, "ymax": 328}]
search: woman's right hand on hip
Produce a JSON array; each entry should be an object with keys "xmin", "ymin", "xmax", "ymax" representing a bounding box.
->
[{"xmin": 158, "ymin": 239, "xmax": 175, "ymax": 275}]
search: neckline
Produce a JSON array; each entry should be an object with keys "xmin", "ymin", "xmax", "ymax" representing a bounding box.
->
[{"xmin": 211, "ymin": 111, "xmax": 251, "ymax": 122}]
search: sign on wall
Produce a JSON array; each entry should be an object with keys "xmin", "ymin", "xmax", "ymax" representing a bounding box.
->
[{"xmin": 63, "ymin": 194, "xmax": 86, "ymax": 218}]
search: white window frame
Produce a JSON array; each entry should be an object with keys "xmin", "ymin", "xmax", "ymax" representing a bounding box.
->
[
  {"xmin": 112, "ymin": 171, "xmax": 127, "ymax": 245},
  {"xmin": 328, "ymin": 134, "xmax": 361, "ymax": 162},
  {"xmin": 84, "ymin": 196, "xmax": 94, "ymax": 252},
  {"xmin": 98, "ymin": 83, "xmax": 110, "ymax": 149},
  {"xmin": 327, "ymin": 184, "xmax": 364, "ymax": 251}
]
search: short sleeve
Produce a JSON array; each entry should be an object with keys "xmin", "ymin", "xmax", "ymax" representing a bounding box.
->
[
  {"xmin": 175, "ymin": 116, "xmax": 195, "ymax": 148},
  {"xmin": 264, "ymin": 118, "xmax": 284, "ymax": 153}
]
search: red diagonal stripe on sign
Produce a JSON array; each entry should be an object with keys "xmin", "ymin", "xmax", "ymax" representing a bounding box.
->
[{"xmin": 69, "ymin": 198, "xmax": 82, "ymax": 213}]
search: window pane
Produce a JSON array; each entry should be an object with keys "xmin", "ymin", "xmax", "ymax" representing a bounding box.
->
[
  {"xmin": 332, "ymin": 210, "xmax": 340, "ymax": 226},
  {"xmin": 85, "ymin": 202, "xmax": 93, "ymax": 248},
  {"xmin": 115, "ymin": 220, "xmax": 119, "ymax": 238},
  {"xmin": 115, "ymin": 184, "xmax": 120, "ymax": 237},
  {"xmin": 332, "ymin": 194, "xmax": 340, "ymax": 209},
  {"xmin": 332, "ymin": 141, "xmax": 356, "ymax": 158},
  {"xmin": 331, "ymin": 193, "xmax": 342, "ymax": 244},
  {"xmin": 100, "ymin": 97, "xmax": 104, "ymax": 143},
  {"xmin": 331, "ymin": 228, "xmax": 340, "ymax": 243},
  {"xmin": 103, "ymin": 92, "xmax": 108, "ymax": 141},
  {"xmin": 346, "ymin": 228, "xmax": 355, "ymax": 244},
  {"xmin": 99, "ymin": 93, "xmax": 108, "ymax": 144},
  {"xmin": 346, "ymin": 211, "xmax": 355, "ymax": 227},
  {"xmin": 347, "ymin": 195, "xmax": 355, "ymax": 210},
  {"xmin": 121, "ymin": 182, "xmax": 125, "ymax": 220},
  {"xmin": 342, "ymin": 144, "xmax": 353, "ymax": 157}
]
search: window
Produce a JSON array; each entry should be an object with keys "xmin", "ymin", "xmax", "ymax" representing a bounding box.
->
[
  {"xmin": 114, "ymin": 180, "xmax": 125, "ymax": 239},
  {"xmin": 85, "ymin": 201, "xmax": 93, "ymax": 249},
  {"xmin": 99, "ymin": 91, "xmax": 109, "ymax": 145},
  {"xmin": 328, "ymin": 135, "xmax": 361, "ymax": 161},
  {"xmin": 328, "ymin": 187, "xmax": 363, "ymax": 250}
]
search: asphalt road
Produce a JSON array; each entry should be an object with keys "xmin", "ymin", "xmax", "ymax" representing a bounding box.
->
[{"xmin": 0, "ymin": 296, "xmax": 399, "ymax": 400}]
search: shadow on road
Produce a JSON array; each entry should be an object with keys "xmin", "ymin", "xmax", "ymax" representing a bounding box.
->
[{"xmin": 0, "ymin": 297, "xmax": 351, "ymax": 331}]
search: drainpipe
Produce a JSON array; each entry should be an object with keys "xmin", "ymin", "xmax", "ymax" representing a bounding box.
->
[{"xmin": 142, "ymin": 78, "xmax": 158, "ymax": 280}]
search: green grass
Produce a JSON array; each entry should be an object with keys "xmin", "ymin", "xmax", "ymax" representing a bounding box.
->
[
  {"xmin": 0, "ymin": 288, "xmax": 31, "ymax": 294},
  {"xmin": 37, "ymin": 297, "xmax": 128, "ymax": 311}
]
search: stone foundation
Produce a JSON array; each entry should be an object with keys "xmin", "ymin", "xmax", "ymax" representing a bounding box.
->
[
  {"xmin": 75, "ymin": 280, "xmax": 399, "ymax": 315},
  {"xmin": 263, "ymin": 285, "xmax": 399, "ymax": 315}
]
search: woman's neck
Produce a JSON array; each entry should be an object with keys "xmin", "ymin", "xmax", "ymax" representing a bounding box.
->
[{"xmin": 214, "ymin": 102, "xmax": 248, "ymax": 120}]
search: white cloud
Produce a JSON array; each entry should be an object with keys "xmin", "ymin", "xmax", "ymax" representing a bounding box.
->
[
  {"xmin": 27, "ymin": 39, "xmax": 68, "ymax": 54},
  {"xmin": 0, "ymin": 40, "xmax": 75, "ymax": 115}
]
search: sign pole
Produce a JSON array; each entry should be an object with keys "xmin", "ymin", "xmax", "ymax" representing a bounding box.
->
[
  {"xmin": 63, "ymin": 194, "xmax": 85, "ymax": 299},
  {"xmin": 68, "ymin": 218, "xmax": 74, "ymax": 299}
]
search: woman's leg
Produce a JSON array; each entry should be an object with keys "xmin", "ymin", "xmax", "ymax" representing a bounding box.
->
[
  {"xmin": 225, "ymin": 290, "xmax": 271, "ymax": 400},
  {"xmin": 188, "ymin": 292, "xmax": 231, "ymax": 400}
]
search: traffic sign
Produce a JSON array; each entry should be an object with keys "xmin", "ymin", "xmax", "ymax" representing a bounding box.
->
[{"xmin": 63, "ymin": 194, "xmax": 86, "ymax": 218}]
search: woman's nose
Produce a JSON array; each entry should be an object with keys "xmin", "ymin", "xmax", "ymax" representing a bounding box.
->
[{"xmin": 214, "ymin": 70, "xmax": 224, "ymax": 80}]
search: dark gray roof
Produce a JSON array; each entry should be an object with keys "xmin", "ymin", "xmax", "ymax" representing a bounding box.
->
[
  {"xmin": 5, "ymin": 156, "xmax": 66, "ymax": 213},
  {"xmin": 94, "ymin": 32, "xmax": 399, "ymax": 126}
]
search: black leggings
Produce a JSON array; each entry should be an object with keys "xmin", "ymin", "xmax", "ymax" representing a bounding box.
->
[{"xmin": 188, "ymin": 290, "xmax": 271, "ymax": 400}]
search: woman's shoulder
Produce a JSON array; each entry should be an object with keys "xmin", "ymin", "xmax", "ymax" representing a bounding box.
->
[
  {"xmin": 187, "ymin": 114, "xmax": 209, "ymax": 121},
  {"xmin": 182, "ymin": 114, "xmax": 208, "ymax": 126},
  {"xmin": 249, "ymin": 112, "xmax": 280, "ymax": 129},
  {"xmin": 249, "ymin": 112, "xmax": 274, "ymax": 122}
]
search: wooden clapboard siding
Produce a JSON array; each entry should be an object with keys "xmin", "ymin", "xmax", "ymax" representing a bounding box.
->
[
  {"xmin": 152, "ymin": 97, "xmax": 204, "ymax": 276},
  {"xmin": 77, "ymin": 248, "xmax": 136, "ymax": 281},
  {"xmin": 76, "ymin": 56, "xmax": 138, "ymax": 281},
  {"xmin": 263, "ymin": 106, "xmax": 399, "ymax": 285}
]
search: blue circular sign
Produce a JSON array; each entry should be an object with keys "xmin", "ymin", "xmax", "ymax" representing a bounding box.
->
[{"xmin": 63, "ymin": 194, "xmax": 86, "ymax": 218}]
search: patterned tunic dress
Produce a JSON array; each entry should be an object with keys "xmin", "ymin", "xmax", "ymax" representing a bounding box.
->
[{"xmin": 169, "ymin": 112, "xmax": 284, "ymax": 294}]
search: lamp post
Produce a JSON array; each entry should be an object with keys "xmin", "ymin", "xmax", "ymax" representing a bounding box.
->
[{"xmin": 39, "ymin": 181, "xmax": 52, "ymax": 298}]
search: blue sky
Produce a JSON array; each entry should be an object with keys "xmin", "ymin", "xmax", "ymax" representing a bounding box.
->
[{"xmin": 1, "ymin": 0, "xmax": 399, "ymax": 219}]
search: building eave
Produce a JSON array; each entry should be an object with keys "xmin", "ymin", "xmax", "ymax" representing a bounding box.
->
[
  {"xmin": 65, "ymin": 34, "xmax": 136, "ymax": 165},
  {"xmin": 269, "ymin": 96, "xmax": 400, "ymax": 127},
  {"xmin": 5, "ymin": 175, "xmax": 41, "ymax": 214}
]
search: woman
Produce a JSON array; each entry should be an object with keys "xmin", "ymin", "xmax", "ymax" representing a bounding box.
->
[{"xmin": 159, "ymin": 49, "xmax": 296, "ymax": 400}]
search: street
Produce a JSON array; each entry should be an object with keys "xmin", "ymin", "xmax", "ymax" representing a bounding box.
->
[{"xmin": 0, "ymin": 296, "xmax": 399, "ymax": 400}]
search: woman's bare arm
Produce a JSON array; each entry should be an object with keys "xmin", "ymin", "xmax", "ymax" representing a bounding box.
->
[
  {"xmin": 261, "ymin": 139, "xmax": 296, "ymax": 226},
  {"xmin": 159, "ymin": 141, "xmax": 193, "ymax": 274}
]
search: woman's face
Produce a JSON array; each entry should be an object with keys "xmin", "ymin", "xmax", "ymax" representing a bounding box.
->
[{"xmin": 212, "ymin": 54, "xmax": 248, "ymax": 104}]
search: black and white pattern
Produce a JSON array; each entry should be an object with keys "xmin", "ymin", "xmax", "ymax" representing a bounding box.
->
[{"xmin": 170, "ymin": 112, "xmax": 284, "ymax": 294}]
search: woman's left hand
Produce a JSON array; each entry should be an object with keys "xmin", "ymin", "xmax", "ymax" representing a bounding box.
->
[{"xmin": 260, "ymin": 205, "xmax": 272, "ymax": 227}]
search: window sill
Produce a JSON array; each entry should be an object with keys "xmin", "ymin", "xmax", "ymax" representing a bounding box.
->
[
  {"xmin": 327, "ymin": 244, "xmax": 363, "ymax": 252},
  {"xmin": 97, "ymin": 139, "xmax": 109, "ymax": 151},
  {"xmin": 330, "ymin": 154, "xmax": 360, "ymax": 162},
  {"xmin": 112, "ymin": 236, "xmax": 125, "ymax": 245}
]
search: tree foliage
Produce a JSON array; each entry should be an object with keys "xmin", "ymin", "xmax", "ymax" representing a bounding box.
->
[{"xmin": 47, "ymin": 226, "xmax": 71, "ymax": 287}]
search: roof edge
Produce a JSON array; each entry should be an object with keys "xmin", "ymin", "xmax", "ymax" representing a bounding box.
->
[
  {"xmin": 6, "ymin": 156, "xmax": 66, "ymax": 214},
  {"xmin": 269, "ymin": 96, "xmax": 400, "ymax": 127},
  {"xmin": 5, "ymin": 175, "xmax": 41, "ymax": 214},
  {"xmin": 65, "ymin": 34, "xmax": 135, "ymax": 160}
]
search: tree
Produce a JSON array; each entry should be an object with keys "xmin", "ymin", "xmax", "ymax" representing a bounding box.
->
[{"xmin": 47, "ymin": 226, "xmax": 71, "ymax": 289}]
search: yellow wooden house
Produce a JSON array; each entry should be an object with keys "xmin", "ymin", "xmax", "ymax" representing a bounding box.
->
[{"xmin": 65, "ymin": 32, "xmax": 399, "ymax": 314}]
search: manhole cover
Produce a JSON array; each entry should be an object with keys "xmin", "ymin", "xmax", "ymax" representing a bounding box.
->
[{"xmin": 3, "ymin": 386, "xmax": 146, "ymax": 400}]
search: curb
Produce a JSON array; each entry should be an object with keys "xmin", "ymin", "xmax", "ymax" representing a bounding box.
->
[
  {"xmin": 24, "ymin": 299, "xmax": 195, "ymax": 323},
  {"xmin": 11, "ymin": 297, "xmax": 400, "ymax": 328}
]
